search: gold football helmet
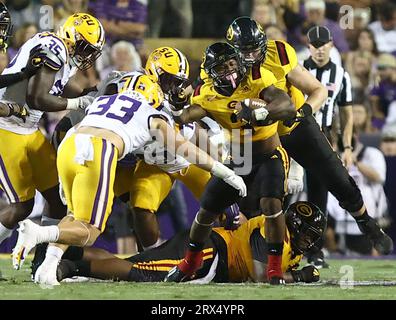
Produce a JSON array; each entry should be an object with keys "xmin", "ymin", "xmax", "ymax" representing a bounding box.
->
[
  {"xmin": 120, "ymin": 73, "xmax": 165, "ymax": 110},
  {"xmin": 145, "ymin": 47, "xmax": 190, "ymax": 94},
  {"xmin": 58, "ymin": 13, "xmax": 105, "ymax": 70}
]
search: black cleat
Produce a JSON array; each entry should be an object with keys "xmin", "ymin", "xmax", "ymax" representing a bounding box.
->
[
  {"xmin": 307, "ymin": 250, "xmax": 329, "ymax": 269},
  {"xmin": 358, "ymin": 218, "xmax": 394, "ymax": 255},
  {"xmin": 269, "ymin": 276, "xmax": 285, "ymax": 285},
  {"xmin": 30, "ymin": 242, "xmax": 48, "ymax": 280},
  {"xmin": 164, "ymin": 266, "xmax": 192, "ymax": 283},
  {"xmin": 56, "ymin": 259, "xmax": 77, "ymax": 282}
]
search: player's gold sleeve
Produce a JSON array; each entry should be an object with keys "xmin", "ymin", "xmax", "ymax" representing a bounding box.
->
[{"xmin": 265, "ymin": 40, "xmax": 298, "ymax": 80}]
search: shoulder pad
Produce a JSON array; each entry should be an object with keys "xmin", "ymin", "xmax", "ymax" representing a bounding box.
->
[{"xmin": 38, "ymin": 33, "xmax": 68, "ymax": 71}]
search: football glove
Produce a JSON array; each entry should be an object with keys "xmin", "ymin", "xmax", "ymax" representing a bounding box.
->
[
  {"xmin": 224, "ymin": 203, "xmax": 241, "ymax": 230},
  {"xmin": 291, "ymin": 265, "xmax": 320, "ymax": 283},
  {"xmin": 168, "ymin": 86, "xmax": 189, "ymax": 111},
  {"xmin": 235, "ymin": 100, "xmax": 253, "ymax": 124},
  {"xmin": 287, "ymin": 158, "xmax": 304, "ymax": 194},
  {"xmin": 6, "ymin": 102, "xmax": 29, "ymax": 122},
  {"xmin": 21, "ymin": 46, "xmax": 46, "ymax": 79}
]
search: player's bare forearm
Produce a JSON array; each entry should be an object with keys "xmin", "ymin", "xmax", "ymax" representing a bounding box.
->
[
  {"xmin": 0, "ymin": 102, "xmax": 10, "ymax": 117},
  {"xmin": 174, "ymin": 104, "xmax": 207, "ymax": 124},
  {"xmin": 0, "ymin": 72, "xmax": 26, "ymax": 89},
  {"xmin": 62, "ymin": 71, "xmax": 97, "ymax": 98},
  {"xmin": 26, "ymin": 65, "xmax": 67, "ymax": 111},
  {"xmin": 287, "ymin": 64, "xmax": 327, "ymax": 113},
  {"xmin": 152, "ymin": 118, "xmax": 214, "ymax": 172},
  {"xmin": 340, "ymin": 105, "xmax": 353, "ymax": 148},
  {"xmin": 260, "ymin": 85, "xmax": 296, "ymax": 121}
]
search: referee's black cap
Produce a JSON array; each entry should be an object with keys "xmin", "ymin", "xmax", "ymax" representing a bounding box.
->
[{"xmin": 307, "ymin": 26, "xmax": 332, "ymax": 48}]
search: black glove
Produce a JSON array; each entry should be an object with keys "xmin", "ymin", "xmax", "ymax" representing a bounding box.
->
[
  {"xmin": 7, "ymin": 102, "xmax": 29, "ymax": 122},
  {"xmin": 291, "ymin": 265, "xmax": 320, "ymax": 283},
  {"xmin": 283, "ymin": 103, "xmax": 313, "ymax": 127},
  {"xmin": 168, "ymin": 87, "xmax": 189, "ymax": 111},
  {"xmin": 235, "ymin": 101, "xmax": 253, "ymax": 124},
  {"xmin": 21, "ymin": 46, "xmax": 46, "ymax": 79}
]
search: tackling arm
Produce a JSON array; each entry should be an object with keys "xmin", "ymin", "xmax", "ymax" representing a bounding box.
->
[
  {"xmin": 287, "ymin": 63, "xmax": 328, "ymax": 113},
  {"xmin": 173, "ymin": 104, "xmax": 208, "ymax": 124}
]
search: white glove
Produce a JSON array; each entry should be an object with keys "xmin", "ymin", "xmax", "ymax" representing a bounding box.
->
[
  {"xmin": 211, "ymin": 161, "xmax": 247, "ymax": 197},
  {"xmin": 66, "ymin": 95, "xmax": 95, "ymax": 110},
  {"xmin": 287, "ymin": 158, "xmax": 304, "ymax": 194}
]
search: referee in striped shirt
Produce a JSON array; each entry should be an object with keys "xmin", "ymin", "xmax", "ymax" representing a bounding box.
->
[{"xmin": 303, "ymin": 26, "xmax": 354, "ymax": 266}]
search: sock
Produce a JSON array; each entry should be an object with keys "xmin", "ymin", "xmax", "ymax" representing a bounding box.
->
[
  {"xmin": 267, "ymin": 243, "xmax": 284, "ymax": 279},
  {"xmin": 142, "ymin": 238, "xmax": 163, "ymax": 251},
  {"xmin": 0, "ymin": 222, "xmax": 13, "ymax": 244},
  {"xmin": 41, "ymin": 216, "xmax": 61, "ymax": 226},
  {"xmin": 353, "ymin": 210, "xmax": 370, "ymax": 224},
  {"xmin": 42, "ymin": 245, "xmax": 64, "ymax": 267}
]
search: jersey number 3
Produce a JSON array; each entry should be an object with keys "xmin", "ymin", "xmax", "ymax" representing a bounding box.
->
[{"xmin": 88, "ymin": 94, "xmax": 142, "ymax": 124}]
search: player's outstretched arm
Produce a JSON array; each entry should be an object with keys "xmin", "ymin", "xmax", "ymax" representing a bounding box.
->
[
  {"xmin": 26, "ymin": 65, "xmax": 93, "ymax": 112},
  {"xmin": 286, "ymin": 64, "xmax": 328, "ymax": 113},
  {"xmin": 172, "ymin": 103, "xmax": 208, "ymax": 124},
  {"xmin": 151, "ymin": 117, "xmax": 247, "ymax": 197}
]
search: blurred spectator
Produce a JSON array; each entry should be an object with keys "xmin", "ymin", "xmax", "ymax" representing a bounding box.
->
[
  {"xmin": 89, "ymin": 0, "xmax": 148, "ymax": 50},
  {"xmin": 9, "ymin": 23, "xmax": 38, "ymax": 60},
  {"xmin": 251, "ymin": 0, "xmax": 276, "ymax": 27},
  {"xmin": 148, "ymin": 0, "xmax": 193, "ymax": 38},
  {"xmin": 353, "ymin": 103, "xmax": 376, "ymax": 134},
  {"xmin": 368, "ymin": 2, "xmax": 396, "ymax": 55},
  {"xmin": 100, "ymin": 41, "xmax": 142, "ymax": 80},
  {"xmin": 345, "ymin": 51, "xmax": 375, "ymax": 100},
  {"xmin": 303, "ymin": 0, "xmax": 349, "ymax": 53},
  {"xmin": 381, "ymin": 123, "xmax": 396, "ymax": 156},
  {"xmin": 370, "ymin": 53, "xmax": 396, "ymax": 126},
  {"xmin": 55, "ymin": 0, "xmax": 89, "ymax": 29},
  {"xmin": 264, "ymin": 23, "xmax": 286, "ymax": 40},
  {"xmin": 327, "ymin": 130, "xmax": 389, "ymax": 255},
  {"xmin": 6, "ymin": 0, "xmax": 41, "ymax": 30},
  {"xmin": 0, "ymin": 51, "xmax": 9, "ymax": 74}
]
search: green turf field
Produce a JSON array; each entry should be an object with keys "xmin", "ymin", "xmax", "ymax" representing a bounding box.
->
[{"xmin": 1, "ymin": 255, "xmax": 396, "ymax": 300}]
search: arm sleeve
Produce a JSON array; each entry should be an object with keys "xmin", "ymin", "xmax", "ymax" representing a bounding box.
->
[
  {"xmin": 338, "ymin": 71, "xmax": 353, "ymax": 107},
  {"xmin": 0, "ymin": 72, "xmax": 25, "ymax": 89}
]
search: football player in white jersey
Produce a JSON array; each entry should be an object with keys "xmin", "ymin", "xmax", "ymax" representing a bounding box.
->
[
  {"xmin": 12, "ymin": 80, "xmax": 247, "ymax": 285},
  {"xmin": 0, "ymin": 13, "xmax": 105, "ymax": 247}
]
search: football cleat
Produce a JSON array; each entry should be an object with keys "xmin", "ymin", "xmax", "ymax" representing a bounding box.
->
[
  {"xmin": 358, "ymin": 217, "xmax": 394, "ymax": 255},
  {"xmin": 12, "ymin": 220, "xmax": 41, "ymax": 270},
  {"xmin": 269, "ymin": 276, "xmax": 286, "ymax": 285},
  {"xmin": 164, "ymin": 266, "xmax": 191, "ymax": 283},
  {"xmin": 34, "ymin": 259, "xmax": 60, "ymax": 286}
]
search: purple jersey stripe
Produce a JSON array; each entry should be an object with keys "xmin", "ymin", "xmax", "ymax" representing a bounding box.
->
[
  {"xmin": 0, "ymin": 154, "xmax": 19, "ymax": 202},
  {"xmin": 90, "ymin": 139, "xmax": 107, "ymax": 225},
  {"xmin": 97, "ymin": 144, "xmax": 116, "ymax": 230}
]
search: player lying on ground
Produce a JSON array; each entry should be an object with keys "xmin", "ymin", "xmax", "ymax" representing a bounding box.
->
[
  {"xmin": 12, "ymin": 80, "xmax": 247, "ymax": 285},
  {"xmin": 31, "ymin": 202, "xmax": 324, "ymax": 284}
]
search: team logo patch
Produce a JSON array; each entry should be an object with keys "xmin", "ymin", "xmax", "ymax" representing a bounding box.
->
[
  {"xmin": 226, "ymin": 26, "xmax": 234, "ymax": 41},
  {"xmin": 227, "ymin": 101, "xmax": 238, "ymax": 109},
  {"xmin": 152, "ymin": 52, "xmax": 162, "ymax": 61},
  {"xmin": 296, "ymin": 203, "xmax": 313, "ymax": 217},
  {"xmin": 74, "ymin": 18, "xmax": 83, "ymax": 26}
]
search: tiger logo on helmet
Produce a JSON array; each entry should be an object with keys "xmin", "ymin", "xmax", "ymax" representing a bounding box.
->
[
  {"xmin": 145, "ymin": 47, "xmax": 190, "ymax": 95},
  {"xmin": 118, "ymin": 73, "xmax": 165, "ymax": 110},
  {"xmin": 57, "ymin": 13, "xmax": 105, "ymax": 70}
]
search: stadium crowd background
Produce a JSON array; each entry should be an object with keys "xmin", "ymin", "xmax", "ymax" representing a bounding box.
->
[{"xmin": 1, "ymin": 0, "xmax": 396, "ymax": 257}]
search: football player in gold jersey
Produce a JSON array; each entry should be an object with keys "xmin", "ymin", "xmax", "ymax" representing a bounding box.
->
[
  {"xmin": 165, "ymin": 42, "xmax": 296, "ymax": 285},
  {"xmin": 225, "ymin": 17, "xmax": 393, "ymax": 259},
  {"xmin": 48, "ymin": 201, "xmax": 324, "ymax": 284}
]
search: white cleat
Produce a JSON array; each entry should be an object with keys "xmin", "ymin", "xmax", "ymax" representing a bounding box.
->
[
  {"xmin": 34, "ymin": 260, "xmax": 60, "ymax": 286},
  {"xmin": 12, "ymin": 220, "xmax": 41, "ymax": 270}
]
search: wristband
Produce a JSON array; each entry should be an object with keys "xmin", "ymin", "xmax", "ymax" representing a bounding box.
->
[
  {"xmin": 66, "ymin": 98, "xmax": 79, "ymax": 110},
  {"xmin": 253, "ymin": 107, "xmax": 269, "ymax": 121},
  {"xmin": 300, "ymin": 103, "xmax": 313, "ymax": 117}
]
